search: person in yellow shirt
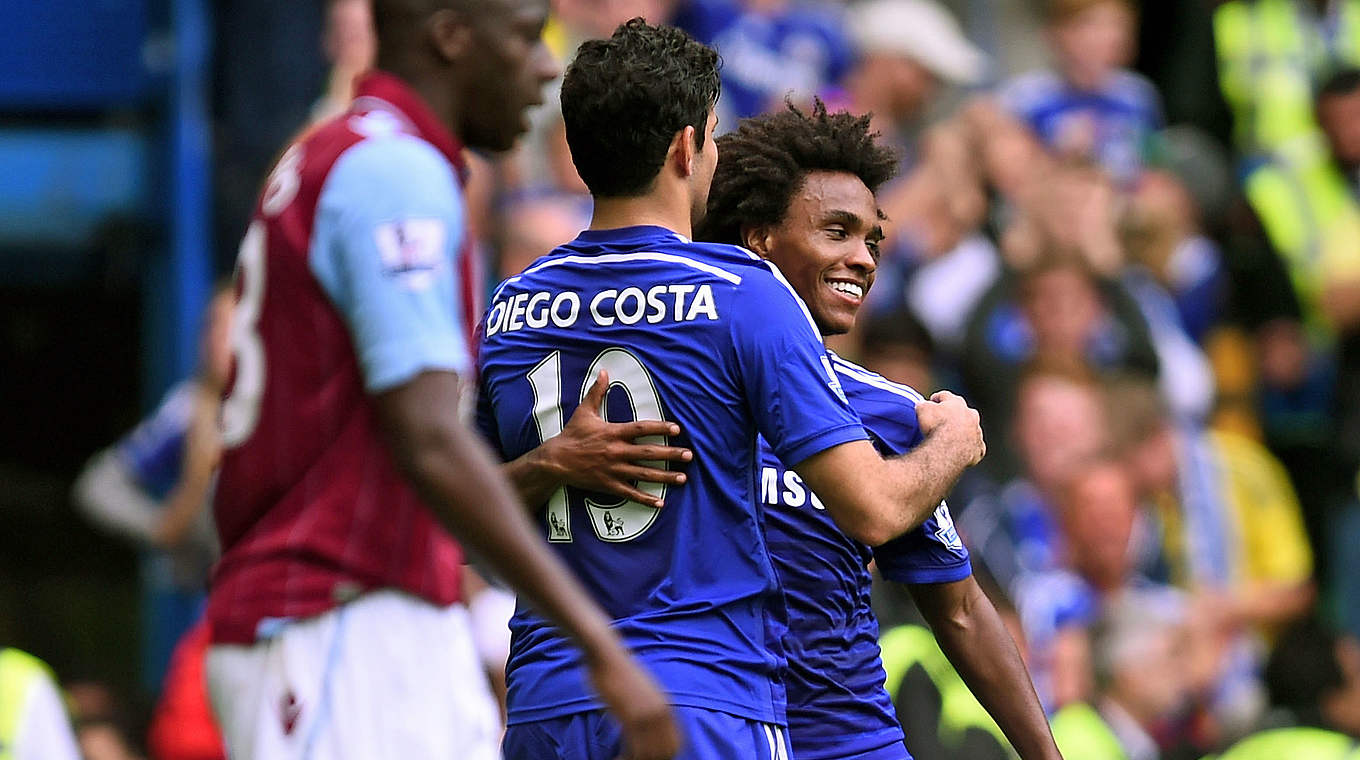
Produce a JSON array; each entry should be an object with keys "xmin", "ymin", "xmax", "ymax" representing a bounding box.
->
[{"xmin": 1107, "ymin": 377, "xmax": 1315, "ymax": 635}]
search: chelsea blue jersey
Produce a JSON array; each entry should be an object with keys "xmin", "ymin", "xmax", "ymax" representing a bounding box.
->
[
  {"xmin": 476, "ymin": 225, "xmax": 868, "ymax": 726},
  {"xmin": 759, "ymin": 354, "xmax": 971, "ymax": 760}
]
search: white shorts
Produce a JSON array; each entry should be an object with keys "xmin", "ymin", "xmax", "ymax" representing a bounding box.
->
[{"xmin": 206, "ymin": 590, "xmax": 500, "ymax": 760}]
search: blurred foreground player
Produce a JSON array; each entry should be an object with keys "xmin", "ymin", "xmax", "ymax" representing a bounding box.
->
[
  {"xmin": 479, "ymin": 20, "xmax": 984, "ymax": 760},
  {"xmin": 205, "ymin": 1, "xmax": 678, "ymax": 758},
  {"xmin": 698, "ymin": 103, "xmax": 1062, "ymax": 760}
]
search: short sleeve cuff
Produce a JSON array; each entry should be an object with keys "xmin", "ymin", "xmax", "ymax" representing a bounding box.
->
[
  {"xmin": 877, "ymin": 557, "xmax": 972, "ymax": 585},
  {"xmin": 778, "ymin": 422, "xmax": 870, "ymax": 468},
  {"xmin": 362, "ymin": 335, "xmax": 471, "ymax": 393}
]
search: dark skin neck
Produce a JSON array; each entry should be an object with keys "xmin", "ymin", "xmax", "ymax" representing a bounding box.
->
[{"xmin": 377, "ymin": 50, "xmax": 463, "ymax": 136}]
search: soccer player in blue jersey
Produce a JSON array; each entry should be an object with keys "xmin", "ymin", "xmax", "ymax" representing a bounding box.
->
[
  {"xmin": 478, "ymin": 19, "xmax": 988, "ymax": 760},
  {"xmin": 696, "ymin": 103, "xmax": 1063, "ymax": 760}
]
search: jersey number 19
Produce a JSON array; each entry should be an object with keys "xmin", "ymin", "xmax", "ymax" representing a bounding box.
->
[{"xmin": 526, "ymin": 348, "xmax": 668, "ymax": 543}]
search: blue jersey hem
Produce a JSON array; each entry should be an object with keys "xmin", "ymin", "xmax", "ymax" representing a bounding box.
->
[
  {"xmin": 505, "ymin": 691, "xmax": 782, "ymax": 727},
  {"xmin": 792, "ymin": 729, "xmax": 910, "ymax": 760},
  {"xmin": 779, "ymin": 422, "xmax": 870, "ymax": 468},
  {"xmin": 878, "ymin": 558, "xmax": 972, "ymax": 585}
]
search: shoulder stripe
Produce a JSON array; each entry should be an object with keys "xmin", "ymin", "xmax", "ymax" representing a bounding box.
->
[
  {"xmin": 508, "ymin": 250, "xmax": 744, "ymax": 286},
  {"xmin": 830, "ymin": 357, "xmax": 926, "ymax": 402}
]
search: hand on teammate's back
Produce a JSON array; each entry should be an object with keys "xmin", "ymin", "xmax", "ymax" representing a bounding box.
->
[
  {"xmin": 915, "ymin": 391, "xmax": 986, "ymax": 467},
  {"xmin": 541, "ymin": 369, "xmax": 692, "ymax": 508},
  {"xmin": 585, "ymin": 647, "xmax": 684, "ymax": 760}
]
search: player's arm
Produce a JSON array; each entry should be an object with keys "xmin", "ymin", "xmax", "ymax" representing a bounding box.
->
[
  {"xmin": 909, "ymin": 577, "xmax": 1064, "ymax": 760},
  {"xmin": 793, "ymin": 392, "xmax": 984, "ymax": 546},
  {"xmin": 734, "ymin": 275, "xmax": 985, "ymax": 547},
  {"xmin": 495, "ymin": 369, "xmax": 691, "ymax": 509},
  {"xmin": 316, "ymin": 138, "xmax": 680, "ymax": 760},
  {"xmin": 374, "ymin": 374, "xmax": 680, "ymax": 758}
]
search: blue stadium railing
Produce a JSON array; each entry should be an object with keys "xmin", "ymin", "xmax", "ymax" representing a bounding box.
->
[{"xmin": 0, "ymin": 0, "xmax": 213, "ymax": 410}]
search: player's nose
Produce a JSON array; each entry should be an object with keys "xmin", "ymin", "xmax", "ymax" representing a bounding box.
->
[{"xmin": 846, "ymin": 240, "xmax": 876, "ymax": 275}]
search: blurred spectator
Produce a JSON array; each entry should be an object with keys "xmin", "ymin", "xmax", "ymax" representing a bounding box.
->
[
  {"xmin": 1008, "ymin": 458, "xmax": 1190, "ymax": 714},
  {"xmin": 1212, "ymin": 0, "xmax": 1360, "ymax": 164},
  {"xmin": 869, "ymin": 124, "xmax": 1000, "ymax": 356},
  {"xmin": 999, "ymin": 0, "xmax": 1161, "ymax": 185},
  {"xmin": 834, "ymin": 4, "xmax": 993, "ymax": 350},
  {"xmin": 310, "ymin": 0, "xmax": 377, "ymax": 123},
  {"xmin": 0, "ymin": 648, "xmax": 81, "ymax": 760},
  {"xmin": 958, "ymin": 253, "xmax": 1158, "ymax": 478},
  {"xmin": 1052, "ymin": 596, "xmax": 1201, "ymax": 760},
  {"xmin": 66, "ymin": 680, "xmax": 147, "ymax": 760},
  {"xmin": 672, "ymin": 0, "xmax": 852, "ymax": 126},
  {"xmin": 1002, "ymin": 159, "xmax": 1124, "ymax": 276},
  {"xmin": 1109, "ymin": 377, "xmax": 1315, "ymax": 735},
  {"xmin": 1107, "ymin": 377, "xmax": 1315, "ymax": 634},
  {"xmin": 1206, "ymin": 618, "xmax": 1360, "ymax": 759},
  {"xmin": 837, "ymin": 0, "xmax": 987, "ymax": 146},
  {"xmin": 856, "ymin": 307, "xmax": 937, "ymax": 396},
  {"xmin": 71, "ymin": 287, "xmax": 231, "ymax": 690},
  {"xmin": 1310, "ymin": 70, "xmax": 1360, "ymax": 636},
  {"xmin": 1313, "ymin": 69, "xmax": 1360, "ymax": 481},
  {"xmin": 967, "ymin": 100, "xmax": 1055, "ymax": 214},
  {"xmin": 1235, "ymin": 68, "xmax": 1360, "ymax": 597},
  {"xmin": 1119, "ymin": 169, "xmax": 1219, "ymax": 423},
  {"xmin": 1122, "ymin": 168, "xmax": 1227, "ymax": 345},
  {"xmin": 958, "ymin": 364, "xmax": 1114, "ymax": 591}
]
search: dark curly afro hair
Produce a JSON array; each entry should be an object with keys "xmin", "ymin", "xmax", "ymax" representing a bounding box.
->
[{"xmin": 696, "ymin": 100, "xmax": 899, "ymax": 247}]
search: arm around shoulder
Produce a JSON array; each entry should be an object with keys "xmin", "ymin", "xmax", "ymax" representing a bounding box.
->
[{"xmin": 794, "ymin": 390, "xmax": 986, "ymax": 546}]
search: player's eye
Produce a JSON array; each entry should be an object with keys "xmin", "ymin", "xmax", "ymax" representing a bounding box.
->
[
  {"xmin": 825, "ymin": 226, "xmax": 848, "ymax": 240},
  {"xmin": 867, "ymin": 239, "xmax": 882, "ymax": 262}
]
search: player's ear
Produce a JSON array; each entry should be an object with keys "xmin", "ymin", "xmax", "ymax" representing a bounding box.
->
[
  {"xmin": 427, "ymin": 8, "xmax": 473, "ymax": 63},
  {"xmin": 741, "ymin": 224, "xmax": 773, "ymax": 258},
  {"xmin": 673, "ymin": 125, "xmax": 698, "ymax": 178}
]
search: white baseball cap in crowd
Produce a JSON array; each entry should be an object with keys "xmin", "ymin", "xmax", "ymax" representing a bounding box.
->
[{"xmin": 846, "ymin": 0, "xmax": 989, "ymax": 85}]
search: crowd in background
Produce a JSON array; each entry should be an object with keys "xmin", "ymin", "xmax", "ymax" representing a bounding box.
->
[{"xmin": 21, "ymin": 0, "xmax": 1360, "ymax": 758}]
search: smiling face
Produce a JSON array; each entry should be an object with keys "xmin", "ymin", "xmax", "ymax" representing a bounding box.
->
[{"xmin": 754, "ymin": 171, "xmax": 882, "ymax": 336}]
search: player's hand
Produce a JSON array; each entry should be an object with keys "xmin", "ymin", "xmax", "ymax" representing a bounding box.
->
[
  {"xmin": 543, "ymin": 369, "xmax": 692, "ymax": 508},
  {"xmin": 916, "ymin": 390, "xmax": 986, "ymax": 467},
  {"xmin": 586, "ymin": 647, "xmax": 683, "ymax": 760}
]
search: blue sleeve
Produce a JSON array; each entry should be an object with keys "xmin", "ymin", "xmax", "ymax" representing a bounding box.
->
[
  {"xmin": 845, "ymin": 384, "xmax": 971, "ymax": 582},
  {"xmin": 115, "ymin": 382, "xmax": 194, "ymax": 497},
  {"xmin": 311, "ymin": 135, "xmax": 471, "ymax": 393},
  {"xmin": 729, "ymin": 268, "xmax": 866, "ymax": 465},
  {"xmin": 874, "ymin": 501, "xmax": 972, "ymax": 584}
]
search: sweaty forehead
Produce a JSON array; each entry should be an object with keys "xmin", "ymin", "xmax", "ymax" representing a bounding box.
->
[{"xmin": 788, "ymin": 171, "xmax": 876, "ymax": 223}]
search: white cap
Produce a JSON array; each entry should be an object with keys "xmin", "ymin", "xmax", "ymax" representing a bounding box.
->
[{"xmin": 846, "ymin": 0, "xmax": 988, "ymax": 85}]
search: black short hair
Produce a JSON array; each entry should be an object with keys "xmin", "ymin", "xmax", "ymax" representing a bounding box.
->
[
  {"xmin": 561, "ymin": 19, "xmax": 720, "ymax": 198},
  {"xmin": 860, "ymin": 307, "xmax": 935, "ymax": 359},
  {"xmin": 697, "ymin": 100, "xmax": 898, "ymax": 246},
  {"xmin": 1265, "ymin": 617, "xmax": 1346, "ymax": 726},
  {"xmin": 1318, "ymin": 67, "xmax": 1360, "ymax": 102}
]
